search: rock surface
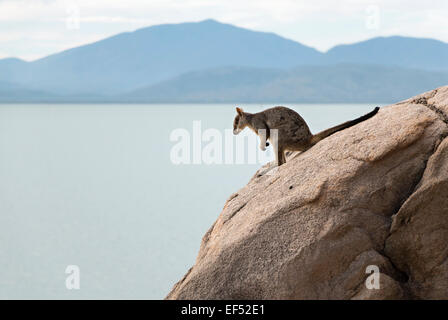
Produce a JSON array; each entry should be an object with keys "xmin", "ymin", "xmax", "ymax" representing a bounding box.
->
[{"xmin": 167, "ymin": 86, "xmax": 448, "ymax": 300}]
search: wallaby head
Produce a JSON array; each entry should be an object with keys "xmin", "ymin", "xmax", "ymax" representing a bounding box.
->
[{"xmin": 233, "ymin": 107, "xmax": 250, "ymax": 135}]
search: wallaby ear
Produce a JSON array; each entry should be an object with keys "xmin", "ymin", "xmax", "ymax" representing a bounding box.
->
[{"xmin": 236, "ymin": 107, "xmax": 244, "ymax": 116}]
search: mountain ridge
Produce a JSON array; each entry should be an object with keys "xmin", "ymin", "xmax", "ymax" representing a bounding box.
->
[
  {"xmin": 123, "ymin": 63, "xmax": 448, "ymax": 103},
  {"xmin": 0, "ymin": 19, "xmax": 323, "ymax": 95},
  {"xmin": 325, "ymin": 35, "xmax": 448, "ymax": 71},
  {"xmin": 1, "ymin": 19, "xmax": 447, "ymax": 102}
]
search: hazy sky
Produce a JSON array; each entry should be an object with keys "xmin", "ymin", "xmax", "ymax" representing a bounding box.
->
[{"xmin": 1, "ymin": 0, "xmax": 447, "ymax": 61}]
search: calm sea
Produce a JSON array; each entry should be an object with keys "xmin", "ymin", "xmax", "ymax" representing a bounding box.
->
[{"xmin": 0, "ymin": 103, "xmax": 383, "ymax": 299}]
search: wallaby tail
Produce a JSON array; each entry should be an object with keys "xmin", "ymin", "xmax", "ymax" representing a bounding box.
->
[{"xmin": 310, "ymin": 107, "xmax": 380, "ymax": 146}]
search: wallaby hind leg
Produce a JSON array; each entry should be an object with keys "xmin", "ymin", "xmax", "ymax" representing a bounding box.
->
[
  {"xmin": 277, "ymin": 147, "xmax": 286, "ymax": 166},
  {"xmin": 272, "ymin": 140, "xmax": 286, "ymax": 167}
]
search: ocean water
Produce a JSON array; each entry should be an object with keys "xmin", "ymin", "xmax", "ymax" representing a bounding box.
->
[{"xmin": 0, "ymin": 103, "xmax": 383, "ymax": 299}]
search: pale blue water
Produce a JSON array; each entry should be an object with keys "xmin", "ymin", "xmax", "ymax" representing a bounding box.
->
[{"xmin": 0, "ymin": 103, "xmax": 383, "ymax": 299}]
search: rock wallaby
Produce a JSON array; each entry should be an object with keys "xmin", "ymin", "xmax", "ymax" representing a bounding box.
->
[{"xmin": 233, "ymin": 106, "xmax": 380, "ymax": 166}]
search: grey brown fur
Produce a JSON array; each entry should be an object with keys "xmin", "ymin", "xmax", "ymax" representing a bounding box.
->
[{"xmin": 233, "ymin": 106, "xmax": 380, "ymax": 166}]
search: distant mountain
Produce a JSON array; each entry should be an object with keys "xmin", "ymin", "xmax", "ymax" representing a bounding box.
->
[
  {"xmin": 124, "ymin": 64, "xmax": 448, "ymax": 103},
  {"xmin": 1, "ymin": 20, "xmax": 447, "ymax": 102},
  {"xmin": 325, "ymin": 36, "xmax": 448, "ymax": 71},
  {"xmin": 0, "ymin": 19, "xmax": 322, "ymax": 95},
  {"xmin": 0, "ymin": 80, "xmax": 55, "ymax": 102},
  {"xmin": 0, "ymin": 57, "xmax": 27, "ymax": 68},
  {"xmin": 0, "ymin": 58, "xmax": 28, "ymax": 83}
]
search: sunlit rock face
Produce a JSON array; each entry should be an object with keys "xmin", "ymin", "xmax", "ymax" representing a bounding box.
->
[{"xmin": 167, "ymin": 86, "xmax": 448, "ymax": 300}]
